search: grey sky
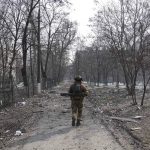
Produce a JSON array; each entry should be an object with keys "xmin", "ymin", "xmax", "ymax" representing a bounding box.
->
[{"xmin": 69, "ymin": 0, "xmax": 111, "ymax": 36}]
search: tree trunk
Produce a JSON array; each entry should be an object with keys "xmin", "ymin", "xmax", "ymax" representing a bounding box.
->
[{"xmin": 141, "ymin": 85, "xmax": 146, "ymax": 106}]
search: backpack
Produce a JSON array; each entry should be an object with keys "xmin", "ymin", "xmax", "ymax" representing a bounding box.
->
[{"xmin": 73, "ymin": 83, "xmax": 82, "ymax": 97}]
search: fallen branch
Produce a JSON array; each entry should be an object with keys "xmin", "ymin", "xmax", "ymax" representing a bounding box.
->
[
  {"xmin": 130, "ymin": 127, "xmax": 142, "ymax": 131},
  {"xmin": 110, "ymin": 116, "xmax": 139, "ymax": 123},
  {"xmin": 131, "ymin": 116, "xmax": 146, "ymax": 120},
  {"xmin": 32, "ymin": 110, "xmax": 44, "ymax": 113}
]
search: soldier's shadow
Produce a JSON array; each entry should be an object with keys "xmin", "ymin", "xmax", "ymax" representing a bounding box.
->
[{"xmin": 8, "ymin": 126, "xmax": 73, "ymax": 148}]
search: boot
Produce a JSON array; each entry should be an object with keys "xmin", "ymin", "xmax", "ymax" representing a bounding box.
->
[
  {"xmin": 72, "ymin": 118, "xmax": 75, "ymax": 126},
  {"xmin": 76, "ymin": 119, "xmax": 81, "ymax": 126}
]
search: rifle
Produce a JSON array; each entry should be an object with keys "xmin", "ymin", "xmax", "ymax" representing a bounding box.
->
[{"xmin": 60, "ymin": 93, "xmax": 87, "ymax": 97}]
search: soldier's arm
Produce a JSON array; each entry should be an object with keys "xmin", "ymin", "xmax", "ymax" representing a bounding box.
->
[{"xmin": 81, "ymin": 85, "xmax": 88, "ymax": 96}]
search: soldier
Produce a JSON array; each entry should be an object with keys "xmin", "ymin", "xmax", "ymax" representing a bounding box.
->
[{"xmin": 69, "ymin": 76, "xmax": 88, "ymax": 126}]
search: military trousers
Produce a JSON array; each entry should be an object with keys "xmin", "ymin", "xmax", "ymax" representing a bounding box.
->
[{"xmin": 71, "ymin": 98, "xmax": 83, "ymax": 120}]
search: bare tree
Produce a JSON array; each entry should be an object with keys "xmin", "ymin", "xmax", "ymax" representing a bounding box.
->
[
  {"xmin": 54, "ymin": 19, "xmax": 77, "ymax": 83},
  {"xmin": 21, "ymin": 0, "xmax": 40, "ymax": 89},
  {"xmin": 92, "ymin": 0, "xmax": 150, "ymax": 105},
  {"xmin": 40, "ymin": 1, "xmax": 68, "ymax": 88}
]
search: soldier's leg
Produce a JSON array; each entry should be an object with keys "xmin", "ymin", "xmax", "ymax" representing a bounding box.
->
[
  {"xmin": 76, "ymin": 101, "xmax": 83, "ymax": 126},
  {"xmin": 71, "ymin": 100, "xmax": 77, "ymax": 126},
  {"xmin": 77, "ymin": 100, "xmax": 83, "ymax": 120},
  {"xmin": 78, "ymin": 107, "xmax": 83, "ymax": 119},
  {"xmin": 72, "ymin": 105, "xmax": 77, "ymax": 119}
]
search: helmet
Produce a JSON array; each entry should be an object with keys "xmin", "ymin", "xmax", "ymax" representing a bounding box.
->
[{"xmin": 74, "ymin": 76, "xmax": 82, "ymax": 81}]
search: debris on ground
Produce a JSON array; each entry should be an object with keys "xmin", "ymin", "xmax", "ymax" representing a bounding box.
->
[
  {"xmin": 89, "ymin": 85, "xmax": 150, "ymax": 150},
  {"xmin": 109, "ymin": 116, "xmax": 139, "ymax": 123},
  {"xmin": 0, "ymin": 82, "xmax": 149, "ymax": 150},
  {"xmin": 130, "ymin": 127, "xmax": 142, "ymax": 131},
  {"xmin": 14, "ymin": 130, "xmax": 23, "ymax": 136}
]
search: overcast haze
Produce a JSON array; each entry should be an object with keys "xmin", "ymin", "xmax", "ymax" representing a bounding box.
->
[{"xmin": 69, "ymin": 0, "xmax": 111, "ymax": 36}]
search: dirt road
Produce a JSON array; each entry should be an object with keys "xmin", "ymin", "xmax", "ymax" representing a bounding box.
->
[{"xmin": 6, "ymin": 82, "xmax": 134, "ymax": 150}]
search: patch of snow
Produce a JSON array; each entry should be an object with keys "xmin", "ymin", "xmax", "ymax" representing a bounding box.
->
[
  {"xmin": 93, "ymin": 82, "xmax": 126, "ymax": 89},
  {"xmin": 15, "ymin": 130, "xmax": 23, "ymax": 136},
  {"xmin": 18, "ymin": 102, "xmax": 26, "ymax": 106}
]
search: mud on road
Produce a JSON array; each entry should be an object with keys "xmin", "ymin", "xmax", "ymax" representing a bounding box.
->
[{"xmin": 4, "ymin": 81, "xmax": 138, "ymax": 150}]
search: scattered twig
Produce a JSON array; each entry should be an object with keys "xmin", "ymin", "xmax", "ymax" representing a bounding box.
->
[
  {"xmin": 32, "ymin": 110, "xmax": 44, "ymax": 113},
  {"xmin": 0, "ymin": 112, "xmax": 8, "ymax": 115}
]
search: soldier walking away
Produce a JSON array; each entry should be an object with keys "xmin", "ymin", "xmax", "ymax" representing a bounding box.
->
[{"xmin": 69, "ymin": 76, "xmax": 88, "ymax": 126}]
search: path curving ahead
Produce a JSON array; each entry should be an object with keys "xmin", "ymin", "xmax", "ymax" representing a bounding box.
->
[{"xmin": 6, "ymin": 82, "xmax": 134, "ymax": 150}]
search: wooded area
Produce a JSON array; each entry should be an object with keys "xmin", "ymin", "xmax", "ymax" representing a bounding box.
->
[
  {"xmin": 0, "ymin": 0, "xmax": 76, "ymax": 107},
  {"xmin": 72, "ymin": 0, "xmax": 150, "ymax": 106},
  {"xmin": 1, "ymin": 0, "xmax": 150, "ymax": 108}
]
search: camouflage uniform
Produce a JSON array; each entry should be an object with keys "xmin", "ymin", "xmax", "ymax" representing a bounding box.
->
[{"xmin": 69, "ymin": 83, "xmax": 88, "ymax": 126}]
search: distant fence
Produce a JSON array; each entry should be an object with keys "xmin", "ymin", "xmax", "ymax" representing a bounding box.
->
[
  {"xmin": 0, "ymin": 79, "xmax": 13, "ymax": 107},
  {"xmin": 0, "ymin": 77, "xmax": 61, "ymax": 108},
  {"xmin": 47, "ymin": 78, "xmax": 57, "ymax": 88}
]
